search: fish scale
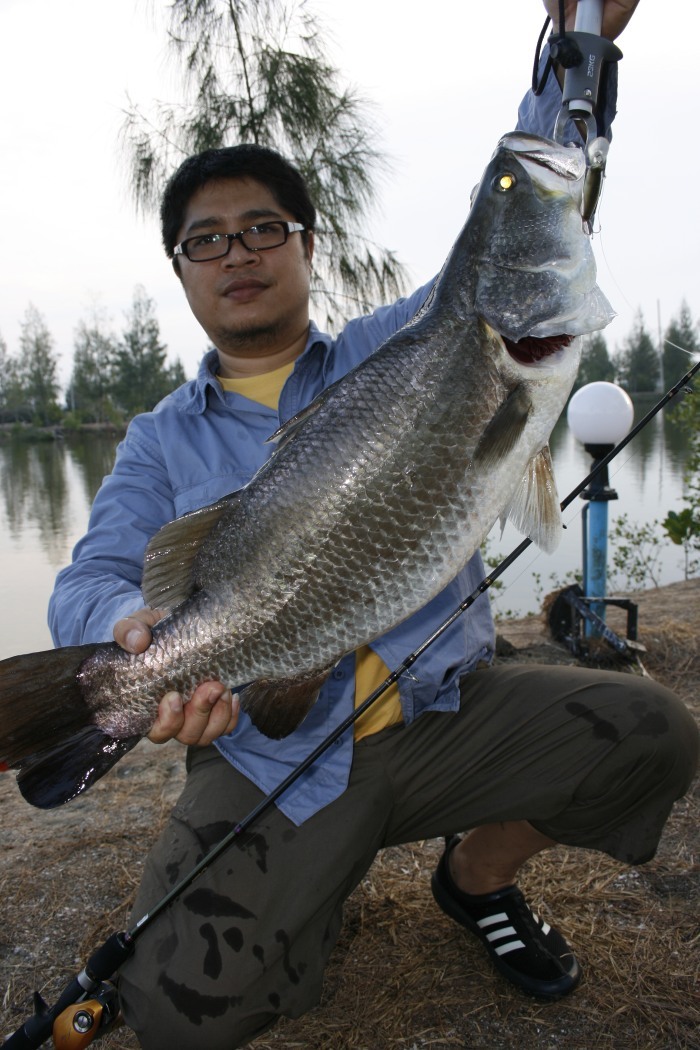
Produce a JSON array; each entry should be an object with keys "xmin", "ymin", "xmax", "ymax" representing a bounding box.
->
[{"xmin": 0, "ymin": 132, "xmax": 615, "ymax": 806}]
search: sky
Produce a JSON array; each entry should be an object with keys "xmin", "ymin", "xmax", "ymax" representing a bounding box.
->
[{"xmin": 1, "ymin": 0, "xmax": 698, "ymax": 389}]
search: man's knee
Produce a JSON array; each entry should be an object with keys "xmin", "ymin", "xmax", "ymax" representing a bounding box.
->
[
  {"xmin": 618, "ymin": 676, "xmax": 698, "ymax": 794},
  {"xmin": 118, "ymin": 965, "xmax": 283, "ymax": 1050},
  {"xmin": 117, "ymin": 898, "xmax": 332, "ymax": 1050},
  {"xmin": 534, "ymin": 676, "xmax": 698, "ymax": 864}
]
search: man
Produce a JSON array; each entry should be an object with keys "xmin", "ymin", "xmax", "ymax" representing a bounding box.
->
[{"xmin": 48, "ymin": 2, "xmax": 697, "ymax": 1047}]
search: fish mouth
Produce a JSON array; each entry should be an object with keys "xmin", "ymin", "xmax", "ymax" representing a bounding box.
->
[{"xmin": 503, "ymin": 333, "xmax": 574, "ymax": 365}]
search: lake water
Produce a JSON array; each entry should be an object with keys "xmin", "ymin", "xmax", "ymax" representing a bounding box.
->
[{"xmin": 0, "ymin": 397, "xmax": 693, "ymax": 661}]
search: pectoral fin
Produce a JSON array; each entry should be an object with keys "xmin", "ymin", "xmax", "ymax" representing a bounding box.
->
[
  {"xmin": 473, "ymin": 384, "xmax": 532, "ymax": 471},
  {"xmin": 239, "ymin": 667, "xmax": 332, "ymax": 739},
  {"xmin": 504, "ymin": 445, "xmax": 563, "ymax": 553}
]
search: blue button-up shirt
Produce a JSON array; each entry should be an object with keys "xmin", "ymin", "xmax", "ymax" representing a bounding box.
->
[
  {"xmin": 49, "ymin": 65, "xmax": 615, "ymax": 823},
  {"xmin": 49, "ymin": 288, "xmax": 496, "ymax": 824}
]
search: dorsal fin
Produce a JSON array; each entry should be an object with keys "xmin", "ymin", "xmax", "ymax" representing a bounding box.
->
[
  {"xmin": 142, "ymin": 495, "xmax": 237, "ymax": 610},
  {"xmin": 503, "ymin": 445, "xmax": 563, "ymax": 553}
]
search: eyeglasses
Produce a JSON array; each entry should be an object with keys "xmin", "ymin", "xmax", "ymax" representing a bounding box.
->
[{"xmin": 173, "ymin": 221, "xmax": 307, "ymax": 262}]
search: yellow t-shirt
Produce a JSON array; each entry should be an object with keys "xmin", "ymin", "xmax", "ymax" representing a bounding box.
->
[
  {"xmin": 219, "ymin": 361, "xmax": 296, "ymax": 409},
  {"xmin": 219, "ymin": 367, "xmax": 403, "ymax": 740}
]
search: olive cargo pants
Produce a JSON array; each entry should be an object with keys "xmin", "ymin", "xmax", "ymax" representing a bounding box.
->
[{"xmin": 119, "ymin": 663, "xmax": 698, "ymax": 1049}]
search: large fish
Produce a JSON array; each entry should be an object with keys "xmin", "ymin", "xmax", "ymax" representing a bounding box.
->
[{"xmin": 0, "ymin": 132, "xmax": 613, "ymax": 808}]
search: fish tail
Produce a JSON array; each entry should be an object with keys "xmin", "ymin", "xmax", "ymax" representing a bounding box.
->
[
  {"xmin": 0, "ymin": 643, "xmax": 99, "ymax": 765},
  {"xmin": 17, "ymin": 726, "xmax": 141, "ymax": 809},
  {"xmin": 0, "ymin": 644, "xmax": 141, "ymax": 808}
]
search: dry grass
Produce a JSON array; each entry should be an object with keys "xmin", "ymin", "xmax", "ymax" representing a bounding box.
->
[{"xmin": 1, "ymin": 580, "xmax": 698, "ymax": 1049}]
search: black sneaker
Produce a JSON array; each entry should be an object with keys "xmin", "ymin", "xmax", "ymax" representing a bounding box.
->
[{"xmin": 431, "ymin": 837, "xmax": 581, "ymax": 1000}]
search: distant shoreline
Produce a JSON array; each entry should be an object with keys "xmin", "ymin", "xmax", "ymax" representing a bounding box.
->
[{"xmin": 0, "ymin": 422, "xmax": 127, "ymax": 441}]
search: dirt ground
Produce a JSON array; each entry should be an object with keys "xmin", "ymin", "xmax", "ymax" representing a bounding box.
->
[{"xmin": 1, "ymin": 580, "xmax": 698, "ymax": 1049}]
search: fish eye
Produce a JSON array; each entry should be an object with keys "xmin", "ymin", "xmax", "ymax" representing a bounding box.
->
[{"xmin": 494, "ymin": 172, "xmax": 516, "ymax": 192}]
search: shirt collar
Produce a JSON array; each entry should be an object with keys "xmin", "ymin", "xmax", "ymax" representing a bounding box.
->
[{"xmin": 186, "ymin": 323, "xmax": 333, "ymax": 415}]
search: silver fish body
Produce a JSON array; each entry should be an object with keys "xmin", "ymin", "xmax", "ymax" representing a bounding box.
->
[{"xmin": 0, "ymin": 132, "xmax": 614, "ymax": 806}]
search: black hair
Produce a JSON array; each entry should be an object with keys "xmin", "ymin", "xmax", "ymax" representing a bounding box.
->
[{"xmin": 160, "ymin": 144, "xmax": 317, "ymax": 259}]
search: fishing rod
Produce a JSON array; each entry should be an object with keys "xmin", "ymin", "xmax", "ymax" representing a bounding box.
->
[{"xmin": 5, "ymin": 356, "xmax": 698, "ymax": 1050}]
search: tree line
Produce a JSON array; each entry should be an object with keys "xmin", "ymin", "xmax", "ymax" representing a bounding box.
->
[
  {"xmin": 574, "ymin": 301, "xmax": 700, "ymax": 394},
  {"xmin": 1, "ymin": 294, "xmax": 698, "ymax": 429},
  {"xmin": 2, "ymin": 0, "xmax": 698, "ymax": 429},
  {"xmin": 0, "ymin": 0, "xmax": 408, "ymax": 432},
  {"xmin": 0, "ymin": 286, "xmax": 185, "ymax": 427}
]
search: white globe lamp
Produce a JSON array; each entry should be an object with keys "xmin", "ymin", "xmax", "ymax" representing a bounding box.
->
[{"xmin": 566, "ymin": 382, "xmax": 634, "ymax": 635}]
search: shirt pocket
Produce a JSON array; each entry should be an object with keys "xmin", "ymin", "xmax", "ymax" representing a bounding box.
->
[{"xmin": 173, "ymin": 474, "xmax": 250, "ymax": 517}]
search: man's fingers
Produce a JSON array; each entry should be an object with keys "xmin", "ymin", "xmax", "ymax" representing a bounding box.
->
[
  {"xmin": 178, "ymin": 681, "xmax": 238, "ymax": 746},
  {"xmin": 114, "ymin": 607, "xmax": 167, "ymax": 654},
  {"xmin": 147, "ymin": 682, "xmax": 239, "ymax": 747},
  {"xmin": 118, "ymin": 618, "xmax": 152, "ymax": 654},
  {"xmin": 543, "ymin": 0, "xmax": 640, "ymax": 40},
  {"xmin": 196, "ymin": 688, "xmax": 240, "ymax": 745},
  {"xmin": 148, "ymin": 691, "xmax": 186, "ymax": 744}
]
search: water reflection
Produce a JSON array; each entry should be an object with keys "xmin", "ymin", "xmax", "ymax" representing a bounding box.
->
[
  {"xmin": 660, "ymin": 399, "xmax": 692, "ymax": 480},
  {"xmin": 0, "ymin": 434, "xmax": 121, "ymax": 557},
  {"xmin": 611, "ymin": 396, "xmax": 692, "ymax": 496},
  {"xmin": 550, "ymin": 394, "xmax": 692, "ymax": 497},
  {"xmin": 0, "ymin": 439, "xmax": 70, "ymax": 562},
  {"xmin": 65, "ymin": 431, "xmax": 122, "ymax": 505},
  {"xmin": 0, "ymin": 433, "xmax": 122, "ymax": 659}
]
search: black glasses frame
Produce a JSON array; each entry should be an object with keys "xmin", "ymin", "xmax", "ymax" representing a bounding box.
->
[{"xmin": 173, "ymin": 221, "xmax": 306, "ymax": 262}]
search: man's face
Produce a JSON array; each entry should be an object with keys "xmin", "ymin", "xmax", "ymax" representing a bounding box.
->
[{"xmin": 175, "ymin": 176, "xmax": 314, "ymax": 369}]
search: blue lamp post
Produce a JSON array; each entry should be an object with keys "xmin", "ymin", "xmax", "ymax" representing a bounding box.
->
[{"xmin": 566, "ymin": 382, "xmax": 634, "ymax": 635}]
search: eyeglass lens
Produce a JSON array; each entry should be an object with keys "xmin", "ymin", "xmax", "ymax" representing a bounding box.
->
[{"xmin": 187, "ymin": 223, "xmax": 289, "ymax": 260}]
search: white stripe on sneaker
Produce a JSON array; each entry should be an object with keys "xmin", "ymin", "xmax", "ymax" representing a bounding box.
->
[
  {"xmin": 476, "ymin": 912, "xmax": 509, "ymax": 929},
  {"xmin": 494, "ymin": 939, "xmax": 526, "ymax": 956},
  {"xmin": 475, "ymin": 906, "xmax": 552, "ymax": 958},
  {"xmin": 486, "ymin": 925, "xmax": 517, "ymax": 943},
  {"xmin": 477, "ymin": 912, "xmax": 528, "ymax": 956}
]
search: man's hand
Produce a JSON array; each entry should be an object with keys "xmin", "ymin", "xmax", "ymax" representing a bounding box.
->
[
  {"xmin": 543, "ymin": 0, "xmax": 640, "ymax": 41},
  {"xmin": 114, "ymin": 608, "xmax": 240, "ymax": 747}
]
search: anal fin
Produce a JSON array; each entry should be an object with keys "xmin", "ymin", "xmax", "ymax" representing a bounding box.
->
[{"xmin": 239, "ymin": 668, "xmax": 332, "ymax": 739}]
